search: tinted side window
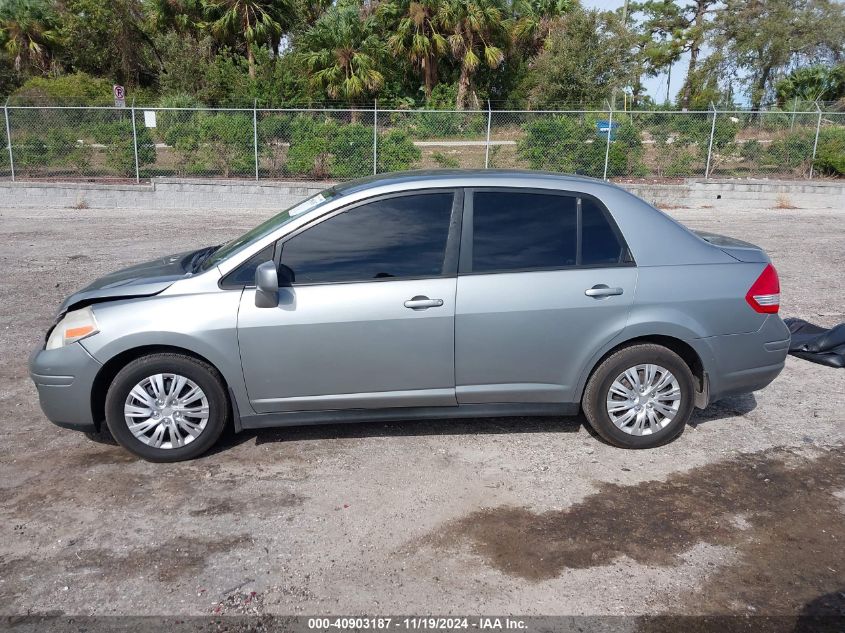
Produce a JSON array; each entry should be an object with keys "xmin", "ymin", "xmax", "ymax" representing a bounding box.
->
[
  {"xmin": 281, "ymin": 193, "xmax": 453, "ymax": 284},
  {"xmin": 581, "ymin": 197, "xmax": 623, "ymax": 265},
  {"xmin": 471, "ymin": 192, "xmax": 577, "ymax": 273}
]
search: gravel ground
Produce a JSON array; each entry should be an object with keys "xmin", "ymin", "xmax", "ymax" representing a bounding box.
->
[{"xmin": 0, "ymin": 201, "xmax": 843, "ymax": 622}]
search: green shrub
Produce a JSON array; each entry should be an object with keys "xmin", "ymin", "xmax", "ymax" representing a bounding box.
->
[
  {"xmin": 377, "ymin": 130, "xmax": 420, "ymax": 173},
  {"xmin": 813, "ymin": 127, "xmax": 845, "ymax": 175},
  {"xmin": 740, "ymin": 139, "xmax": 764, "ymax": 164},
  {"xmin": 518, "ymin": 115, "xmax": 643, "ymax": 178},
  {"xmin": 762, "ymin": 129, "xmax": 815, "ymax": 175},
  {"xmin": 45, "ymin": 128, "xmax": 93, "ymax": 175},
  {"xmin": 15, "ymin": 134, "xmax": 48, "ymax": 175},
  {"xmin": 431, "ymin": 151, "xmax": 460, "ymax": 168},
  {"xmin": 286, "ymin": 117, "xmax": 335, "ymax": 178},
  {"xmin": 157, "ymin": 112, "xmax": 253, "ymax": 177},
  {"xmin": 759, "ymin": 108, "xmax": 791, "ymax": 131},
  {"xmin": 330, "ymin": 123, "xmax": 373, "ymax": 178},
  {"xmin": 196, "ymin": 114, "xmax": 254, "ymax": 177},
  {"xmin": 11, "ymin": 73, "xmax": 114, "ymax": 106},
  {"xmin": 286, "ymin": 118, "xmax": 377, "ymax": 179},
  {"xmin": 661, "ymin": 149, "xmax": 699, "ymax": 178},
  {"xmin": 402, "ymin": 111, "xmax": 486, "ymax": 139},
  {"xmin": 90, "ymin": 119, "xmax": 155, "ymax": 177}
]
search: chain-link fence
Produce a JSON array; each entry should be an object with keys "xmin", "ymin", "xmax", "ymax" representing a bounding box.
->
[{"xmin": 1, "ymin": 103, "xmax": 842, "ymax": 183}]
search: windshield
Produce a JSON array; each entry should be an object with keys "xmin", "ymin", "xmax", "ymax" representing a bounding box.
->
[{"xmin": 201, "ymin": 188, "xmax": 340, "ymax": 271}]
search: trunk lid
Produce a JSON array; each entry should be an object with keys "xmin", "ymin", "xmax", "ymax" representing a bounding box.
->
[{"xmin": 694, "ymin": 231, "xmax": 770, "ymax": 263}]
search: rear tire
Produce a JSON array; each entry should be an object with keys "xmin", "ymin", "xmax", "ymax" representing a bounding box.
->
[
  {"xmin": 582, "ymin": 343, "xmax": 694, "ymax": 449},
  {"xmin": 104, "ymin": 353, "xmax": 229, "ymax": 462}
]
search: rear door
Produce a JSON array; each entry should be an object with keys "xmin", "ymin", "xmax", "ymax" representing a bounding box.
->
[
  {"xmin": 237, "ymin": 190, "xmax": 462, "ymax": 413},
  {"xmin": 455, "ymin": 189, "xmax": 637, "ymax": 404}
]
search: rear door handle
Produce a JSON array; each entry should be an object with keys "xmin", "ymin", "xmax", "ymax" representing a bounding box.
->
[
  {"xmin": 585, "ymin": 285, "xmax": 624, "ymax": 298},
  {"xmin": 404, "ymin": 296, "xmax": 444, "ymax": 310}
]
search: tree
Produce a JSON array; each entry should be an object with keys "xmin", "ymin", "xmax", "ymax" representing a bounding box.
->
[
  {"xmin": 715, "ymin": 0, "xmax": 845, "ymax": 110},
  {"xmin": 0, "ymin": 0, "xmax": 57, "ymax": 75},
  {"xmin": 55, "ymin": 0, "xmax": 156, "ymax": 86},
  {"xmin": 630, "ymin": 0, "xmax": 721, "ymax": 109},
  {"xmin": 296, "ymin": 2, "xmax": 385, "ymax": 106},
  {"xmin": 775, "ymin": 64, "xmax": 845, "ymax": 104},
  {"xmin": 511, "ymin": 0, "xmax": 575, "ymax": 54},
  {"xmin": 202, "ymin": 0, "xmax": 294, "ymax": 77},
  {"xmin": 521, "ymin": 8, "xmax": 638, "ymax": 108},
  {"xmin": 145, "ymin": 0, "xmax": 204, "ymax": 34},
  {"xmin": 437, "ymin": 0, "xmax": 508, "ymax": 109},
  {"xmin": 378, "ymin": 0, "xmax": 448, "ymax": 100}
]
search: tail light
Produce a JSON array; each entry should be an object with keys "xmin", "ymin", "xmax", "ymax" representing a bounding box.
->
[{"xmin": 746, "ymin": 263, "xmax": 780, "ymax": 314}]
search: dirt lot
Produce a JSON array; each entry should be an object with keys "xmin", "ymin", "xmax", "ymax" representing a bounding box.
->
[{"xmin": 0, "ymin": 200, "xmax": 844, "ymax": 624}]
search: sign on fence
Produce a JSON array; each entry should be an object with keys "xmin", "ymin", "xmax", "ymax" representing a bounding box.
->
[
  {"xmin": 143, "ymin": 111, "xmax": 157, "ymax": 128},
  {"xmin": 596, "ymin": 120, "xmax": 619, "ymax": 141},
  {"xmin": 113, "ymin": 85, "xmax": 126, "ymax": 108}
]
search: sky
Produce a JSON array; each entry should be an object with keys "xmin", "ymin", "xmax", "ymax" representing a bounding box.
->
[{"xmin": 581, "ymin": 0, "xmax": 690, "ymax": 105}]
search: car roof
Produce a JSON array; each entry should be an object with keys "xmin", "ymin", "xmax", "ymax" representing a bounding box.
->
[{"xmin": 333, "ymin": 169, "xmax": 622, "ymax": 197}]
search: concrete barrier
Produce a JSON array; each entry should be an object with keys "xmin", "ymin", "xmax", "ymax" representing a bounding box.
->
[{"xmin": 0, "ymin": 177, "xmax": 842, "ymax": 210}]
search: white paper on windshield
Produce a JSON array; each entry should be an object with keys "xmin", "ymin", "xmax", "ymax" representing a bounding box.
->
[{"xmin": 289, "ymin": 193, "xmax": 326, "ymax": 217}]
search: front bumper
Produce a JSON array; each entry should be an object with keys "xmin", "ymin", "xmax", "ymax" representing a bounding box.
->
[{"xmin": 29, "ymin": 342, "xmax": 102, "ymax": 433}]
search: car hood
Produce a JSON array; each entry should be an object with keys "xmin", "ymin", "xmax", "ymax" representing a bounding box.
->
[{"xmin": 57, "ymin": 248, "xmax": 204, "ymax": 315}]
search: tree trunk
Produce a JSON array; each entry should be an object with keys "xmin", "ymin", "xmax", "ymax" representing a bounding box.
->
[
  {"xmin": 752, "ymin": 63, "xmax": 772, "ymax": 112},
  {"xmin": 248, "ymin": 46, "xmax": 256, "ymax": 78},
  {"xmin": 456, "ymin": 63, "xmax": 471, "ymax": 110},
  {"xmin": 679, "ymin": 1, "xmax": 706, "ymax": 109},
  {"xmin": 423, "ymin": 57, "xmax": 434, "ymax": 99}
]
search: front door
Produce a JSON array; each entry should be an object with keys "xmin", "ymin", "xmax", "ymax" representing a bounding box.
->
[{"xmin": 238, "ymin": 191, "xmax": 461, "ymax": 413}]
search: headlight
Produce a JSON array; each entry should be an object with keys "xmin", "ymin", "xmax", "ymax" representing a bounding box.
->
[{"xmin": 46, "ymin": 306, "xmax": 100, "ymax": 350}]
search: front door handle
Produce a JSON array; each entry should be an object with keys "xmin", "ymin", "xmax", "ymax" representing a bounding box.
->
[
  {"xmin": 404, "ymin": 296, "xmax": 444, "ymax": 310},
  {"xmin": 585, "ymin": 284, "xmax": 624, "ymax": 298}
]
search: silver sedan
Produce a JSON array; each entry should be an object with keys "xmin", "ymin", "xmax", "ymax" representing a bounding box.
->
[{"xmin": 30, "ymin": 170, "xmax": 790, "ymax": 461}]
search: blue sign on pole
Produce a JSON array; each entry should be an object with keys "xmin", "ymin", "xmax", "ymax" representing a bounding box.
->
[{"xmin": 597, "ymin": 120, "xmax": 618, "ymax": 141}]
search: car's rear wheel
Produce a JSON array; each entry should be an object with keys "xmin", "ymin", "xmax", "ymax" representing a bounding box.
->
[
  {"xmin": 582, "ymin": 343, "xmax": 694, "ymax": 448},
  {"xmin": 104, "ymin": 353, "xmax": 229, "ymax": 462}
]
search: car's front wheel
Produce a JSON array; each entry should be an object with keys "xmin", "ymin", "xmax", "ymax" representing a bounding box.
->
[
  {"xmin": 104, "ymin": 353, "xmax": 229, "ymax": 462},
  {"xmin": 582, "ymin": 343, "xmax": 695, "ymax": 448}
]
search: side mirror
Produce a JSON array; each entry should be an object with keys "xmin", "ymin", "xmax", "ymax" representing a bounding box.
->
[{"xmin": 254, "ymin": 261, "xmax": 279, "ymax": 308}]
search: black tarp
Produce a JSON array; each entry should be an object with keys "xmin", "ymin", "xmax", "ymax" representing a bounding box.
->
[{"xmin": 784, "ymin": 318, "xmax": 845, "ymax": 368}]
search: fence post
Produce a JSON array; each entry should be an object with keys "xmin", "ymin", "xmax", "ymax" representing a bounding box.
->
[
  {"xmin": 484, "ymin": 100, "xmax": 492, "ymax": 169},
  {"xmin": 253, "ymin": 100, "xmax": 259, "ymax": 181},
  {"xmin": 790, "ymin": 96, "xmax": 798, "ymax": 130},
  {"xmin": 3, "ymin": 98, "xmax": 13, "ymax": 182},
  {"xmin": 704, "ymin": 103, "xmax": 717, "ymax": 179},
  {"xmin": 130, "ymin": 98, "xmax": 140, "ymax": 184},
  {"xmin": 809, "ymin": 102, "xmax": 822, "ymax": 180},
  {"xmin": 372, "ymin": 100, "xmax": 378, "ymax": 175},
  {"xmin": 602, "ymin": 102, "xmax": 613, "ymax": 180}
]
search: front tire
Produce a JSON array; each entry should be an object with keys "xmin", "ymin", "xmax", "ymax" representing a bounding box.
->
[
  {"xmin": 582, "ymin": 343, "xmax": 695, "ymax": 449},
  {"xmin": 104, "ymin": 353, "xmax": 229, "ymax": 462}
]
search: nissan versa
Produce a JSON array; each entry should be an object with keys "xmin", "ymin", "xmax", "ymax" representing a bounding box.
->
[{"xmin": 29, "ymin": 170, "xmax": 790, "ymax": 461}]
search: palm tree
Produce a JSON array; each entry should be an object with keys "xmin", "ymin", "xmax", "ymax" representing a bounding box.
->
[
  {"xmin": 437, "ymin": 0, "xmax": 508, "ymax": 109},
  {"xmin": 0, "ymin": 0, "xmax": 56, "ymax": 74},
  {"xmin": 202, "ymin": 0, "xmax": 293, "ymax": 77},
  {"xmin": 510, "ymin": 0, "xmax": 574, "ymax": 54},
  {"xmin": 379, "ymin": 0, "xmax": 448, "ymax": 100},
  {"xmin": 145, "ymin": 0, "xmax": 204, "ymax": 33},
  {"xmin": 297, "ymin": 3, "xmax": 385, "ymax": 108}
]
